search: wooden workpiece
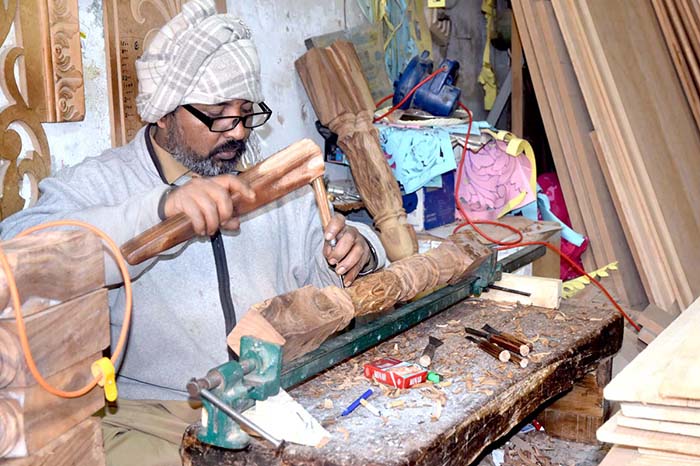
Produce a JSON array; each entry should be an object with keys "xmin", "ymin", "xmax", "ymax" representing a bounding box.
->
[
  {"xmin": 228, "ymin": 232, "xmax": 492, "ymax": 362},
  {"xmin": 296, "ymin": 41, "xmax": 418, "ymax": 261},
  {"xmin": 184, "ymin": 296, "xmax": 623, "ymax": 465}
]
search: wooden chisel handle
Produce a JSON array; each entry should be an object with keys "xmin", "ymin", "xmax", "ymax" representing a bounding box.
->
[
  {"xmin": 121, "ymin": 139, "xmax": 325, "ymax": 265},
  {"xmin": 311, "ymin": 177, "xmax": 332, "ymax": 228}
]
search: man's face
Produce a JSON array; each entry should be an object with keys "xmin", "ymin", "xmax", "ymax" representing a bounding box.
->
[{"xmin": 156, "ymin": 99, "xmax": 253, "ymax": 176}]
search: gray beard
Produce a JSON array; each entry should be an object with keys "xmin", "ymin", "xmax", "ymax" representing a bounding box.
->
[{"xmin": 163, "ymin": 123, "xmax": 247, "ymax": 176}]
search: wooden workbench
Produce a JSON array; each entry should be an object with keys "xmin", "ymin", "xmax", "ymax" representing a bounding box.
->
[{"xmin": 181, "ymin": 296, "xmax": 622, "ymax": 466}]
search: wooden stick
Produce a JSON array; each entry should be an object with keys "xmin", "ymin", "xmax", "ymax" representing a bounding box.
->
[
  {"xmin": 482, "ymin": 324, "xmax": 533, "ymax": 356},
  {"xmin": 121, "ymin": 139, "xmax": 325, "ymax": 265},
  {"xmin": 466, "ymin": 336, "xmax": 510, "ymax": 363},
  {"xmin": 311, "ymin": 177, "xmax": 332, "ymax": 229},
  {"xmin": 465, "ymin": 326, "xmax": 528, "ymax": 357},
  {"xmin": 508, "ymin": 352, "xmax": 529, "ymax": 369}
]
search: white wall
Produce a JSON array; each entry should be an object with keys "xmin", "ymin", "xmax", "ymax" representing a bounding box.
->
[{"xmin": 42, "ymin": 0, "xmax": 364, "ymax": 180}]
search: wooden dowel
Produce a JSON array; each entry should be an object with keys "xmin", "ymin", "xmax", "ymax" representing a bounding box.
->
[
  {"xmin": 482, "ymin": 324, "xmax": 533, "ymax": 355},
  {"xmin": 311, "ymin": 177, "xmax": 332, "ymax": 228},
  {"xmin": 508, "ymin": 351, "xmax": 529, "ymax": 369},
  {"xmin": 466, "ymin": 336, "xmax": 510, "ymax": 363}
]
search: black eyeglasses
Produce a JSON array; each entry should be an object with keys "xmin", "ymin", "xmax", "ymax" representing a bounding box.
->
[{"xmin": 182, "ymin": 102, "xmax": 272, "ymax": 133}]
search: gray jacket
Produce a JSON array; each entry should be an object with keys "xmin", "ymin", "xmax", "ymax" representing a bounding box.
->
[{"xmin": 0, "ymin": 126, "xmax": 386, "ymax": 399}]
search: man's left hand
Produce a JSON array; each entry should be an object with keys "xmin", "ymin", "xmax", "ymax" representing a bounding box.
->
[{"xmin": 323, "ymin": 214, "xmax": 372, "ymax": 287}]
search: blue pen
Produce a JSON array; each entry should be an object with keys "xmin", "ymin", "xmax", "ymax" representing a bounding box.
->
[{"xmin": 340, "ymin": 389, "xmax": 373, "ymax": 416}]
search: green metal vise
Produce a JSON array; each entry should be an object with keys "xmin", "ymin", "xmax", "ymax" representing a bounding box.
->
[
  {"xmin": 187, "ymin": 336, "xmax": 283, "ymax": 450},
  {"xmin": 467, "ymin": 248, "xmax": 501, "ymax": 296}
]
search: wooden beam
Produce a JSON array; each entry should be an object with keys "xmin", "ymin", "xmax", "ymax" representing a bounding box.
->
[
  {"xmin": 511, "ymin": 12, "xmax": 524, "ymax": 136},
  {"xmin": 483, "ymin": 272, "xmax": 562, "ymax": 309},
  {"xmin": 0, "ymin": 353, "xmax": 104, "ymax": 458},
  {"xmin": 0, "ymin": 289, "xmax": 109, "ymax": 389},
  {"xmin": 2, "ymin": 417, "xmax": 104, "ymax": 466},
  {"xmin": 0, "ymin": 231, "xmax": 104, "ymax": 318}
]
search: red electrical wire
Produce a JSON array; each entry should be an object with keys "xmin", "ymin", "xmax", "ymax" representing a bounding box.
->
[
  {"xmin": 372, "ymin": 70, "xmax": 641, "ymax": 331},
  {"xmin": 452, "ymin": 102, "xmax": 641, "ymax": 332},
  {"xmin": 373, "ymin": 66, "xmax": 448, "ymax": 123}
]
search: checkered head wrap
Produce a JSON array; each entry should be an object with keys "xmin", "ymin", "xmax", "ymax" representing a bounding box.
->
[{"xmin": 135, "ymin": 0, "xmax": 263, "ymax": 124}]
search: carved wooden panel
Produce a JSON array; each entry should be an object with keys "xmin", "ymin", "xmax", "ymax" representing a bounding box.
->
[
  {"xmin": 16, "ymin": 0, "xmax": 85, "ymax": 122},
  {"xmin": 104, "ymin": 0, "xmax": 227, "ymax": 147},
  {"xmin": 0, "ymin": 1, "xmax": 52, "ymax": 219}
]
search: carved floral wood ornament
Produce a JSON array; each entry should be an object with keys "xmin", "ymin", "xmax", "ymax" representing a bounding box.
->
[
  {"xmin": 0, "ymin": 0, "xmax": 51, "ymax": 219},
  {"xmin": 17, "ymin": 0, "xmax": 85, "ymax": 122}
]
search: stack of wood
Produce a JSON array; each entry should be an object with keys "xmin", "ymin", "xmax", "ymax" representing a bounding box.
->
[
  {"xmin": 0, "ymin": 231, "xmax": 108, "ymax": 465},
  {"xmin": 512, "ymin": 0, "xmax": 700, "ymax": 313},
  {"xmin": 651, "ymin": 0, "xmax": 700, "ymax": 132},
  {"xmin": 295, "ymin": 40, "xmax": 418, "ymax": 261},
  {"xmin": 597, "ymin": 296, "xmax": 700, "ymax": 465}
]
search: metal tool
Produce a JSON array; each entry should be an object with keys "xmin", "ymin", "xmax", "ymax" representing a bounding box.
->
[
  {"xmin": 419, "ymin": 336, "xmax": 444, "ymax": 367},
  {"xmin": 486, "ymin": 284, "xmax": 531, "ymax": 297},
  {"xmin": 187, "ymin": 336, "xmax": 284, "ymax": 450},
  {"xmin": 393, "ymin": 50, "xmax": 461, "ymax": 117}
]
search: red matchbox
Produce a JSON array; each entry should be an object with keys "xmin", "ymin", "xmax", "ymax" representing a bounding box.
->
[{"xmin": 364, "ymin": 357, "xmax": 428, "ymax": 389}]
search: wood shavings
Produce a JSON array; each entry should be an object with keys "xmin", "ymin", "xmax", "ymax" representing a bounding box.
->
[
  {"xmin": 465, "ymin": 374, "xmax": 474, "ymax": 392},
  {"xmin": 387, "ymin": 400, "xmax": 405, "ymax": 409},
  {"xmin": 323, "ymin": 399, "xmax": 334, "ymax": 409},
  {"xmin": 336, "ymin": 427, "xmax": 350, "ymax": 441},
  {"xmin": 438, "ymin": 380, "xmax": 452, "ymax": 388},
  {"xmin": 451, "ymin": 385, "xmax": 464, "ymax": 395},
  {"xmin": 435, "ymin": 323, "xmax": 449, "ymax": 328},
  {"xmin": 315, "ymin": 436, "xmax": 331, "ymax": 449},
  {"xmin": 529, "ymin": 352, "xmax": 552, "ymax": 363},
  {"xmin": 431, "ymin": 401, "xmax": 442, "ymax": 422},
  {"xmin": 447, "ymin": 319, "xmax": 462, "ymax": 326}
]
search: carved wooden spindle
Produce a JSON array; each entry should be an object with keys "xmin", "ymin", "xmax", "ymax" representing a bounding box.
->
[
  {"xmin": 295, "ymin": 41, "xmax": 418, "ymax": 261},
  {"xmin": 229, "ymin": 236, "xmax": 494, "ymax": 363}
]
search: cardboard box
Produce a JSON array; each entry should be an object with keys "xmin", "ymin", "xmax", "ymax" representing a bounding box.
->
[
  {"xmin": 403, "ymin": 171, "xmax": 455, "ymax": 231},
  {"xmin": 364, "ymin": 357, "xmax": 428, "ymax": 389}
]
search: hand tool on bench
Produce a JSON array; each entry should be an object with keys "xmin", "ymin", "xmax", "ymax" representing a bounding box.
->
[
  {"xmin": 121, "ymin": 139, "xmax": 325, "ymax": 265},
  {"xmin": 466, "ymin": 335, "xmax": 511, "ymax": 362},
  {"xmin": 482, "ymin": 324, "xmax": 533, "ymax": 356},
  {"xmin": 419, "ymin": 336, "xmax": 444, "ymax": 367},
  {"xmin": 186, "ymin": 336, "xmax": 284, "ymax": 450},
  {"xmin": 465, "ymin": 327, "xmax": 530, "ymax": 357}
]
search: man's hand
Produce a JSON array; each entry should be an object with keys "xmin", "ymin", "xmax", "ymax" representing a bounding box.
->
[
  {"xmin": 323, "ymin": 214, "xmax": 373, "ymax": 286},
  {"xmin": 163, "ymin": 175, "xmax": 255, "ymax": 236}
]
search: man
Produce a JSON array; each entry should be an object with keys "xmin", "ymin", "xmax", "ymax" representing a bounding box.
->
[{"xmin": 0, "ymin": 1, "xmax": 385, "ymax": 464}]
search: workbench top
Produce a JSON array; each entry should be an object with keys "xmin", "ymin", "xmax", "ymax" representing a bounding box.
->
[{"xmin": 181, "ymin": 296, "xmax": 622, "ymax": 466}]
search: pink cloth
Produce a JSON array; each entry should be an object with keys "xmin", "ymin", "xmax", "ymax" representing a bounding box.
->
[{"xmin": 456, "ymin": 140, "xmax": 536, "ymax": 221}]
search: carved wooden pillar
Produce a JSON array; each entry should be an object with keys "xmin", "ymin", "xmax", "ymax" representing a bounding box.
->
[
  {"xmin": 0, "ymin": 0, "xmax": 52, "ymax": 219},
  {"xmin": 16, "ymin": 0, "xmax": 85, "ymax": 122}
]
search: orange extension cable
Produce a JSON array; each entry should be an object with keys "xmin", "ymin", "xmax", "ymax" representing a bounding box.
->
[
  {"xmin": 0, "ymin": 220, "xmax": 133, "ymax": 398},
  {"xmin": 375, "ymin": 79, "xmax": 641, "ymax": 332}
]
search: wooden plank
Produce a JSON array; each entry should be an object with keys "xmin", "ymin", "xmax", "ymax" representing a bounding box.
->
[
  {"xmin": 0, "ymin": 353, "xmax": 104, "ymax": 458},
  {"xmin": 511, "ymin": 12, "xmax": 524, "ymax": 136},
  {"xmin": 622, "ymin": 402, "xmax": 700, "ymax": 425},
  {"xmin": 16, "ymin": 0, "xmax": 85, "ymax": 122},
  {"xmin": 598, "ymin": 412, "xmax": 700, "ymax": 457},
  {"xmin": 483, "ymin": 272, "xmax": 561, "ymax": 309},
  {"xmin": 0, "ymin": 230, "xmax": 104, "ymax": 319},
  {"xmin": 618, "ymin": 413, "xmax": 700, "ymax": 438},
  {"xmin": 1, "ymin": 417, "xmax": 105, "ymax": 466},
  {"xmin": 513, "ymin": 0, "xmax": 647, "ymax": 307},
  {"xmin": 0, "ymin": 289, "xmax": 109, "ymax": 388},
  {"xmin": 637, "ymin": 303, "xmax": 678, "ymax": 336},
  {"xmin": 658, "ymin": 329, "xmax": 700, "ymax": 401},
  {"xmin": 651, "ymin": 0, "xmax": 700, "ymax": 132},
  {"xmin": 511, "ymin": 0, "xmax": 589, "ymax": 271},
  {"xmin": 605, "ymin": 297, "xmax": 700, "ymax": 407},
  {"xmin": 552, "ymin": 0, "xmax": 700, "ymax": 310},
  {"xmin": 600, "ymin": 445, "xmax": 700, "ymax": 466}
]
